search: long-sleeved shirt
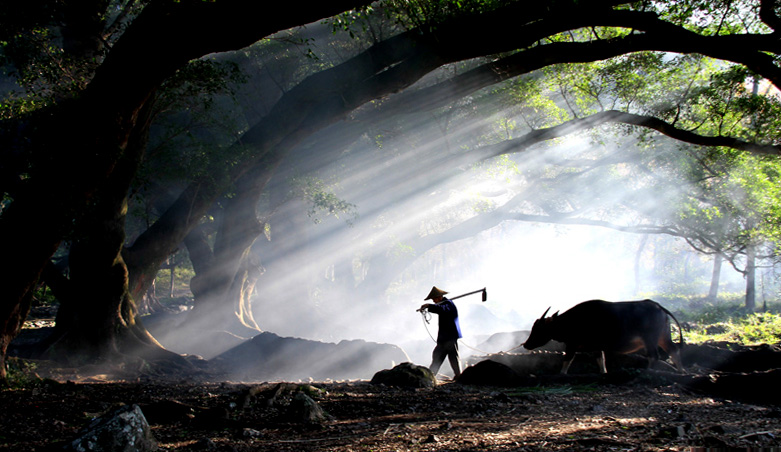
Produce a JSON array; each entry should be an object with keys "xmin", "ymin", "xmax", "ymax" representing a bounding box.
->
[{"xmin": 427, "ymin": 298, "xmax": 462, "ymax": 342}]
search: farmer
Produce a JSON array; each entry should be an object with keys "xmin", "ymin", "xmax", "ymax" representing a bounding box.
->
[{"xmin": 419, "ymin": 286, "xmax": 462, "ymax": 378}]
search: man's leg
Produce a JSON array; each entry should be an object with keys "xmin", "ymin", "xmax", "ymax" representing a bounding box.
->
[
  {"xmin": 429, "ymin": 342, "xmax": 447, "ymax": 375},
  {"xmin": 446, "ymin": 340, "xmax": 461, "ymax": 377}
]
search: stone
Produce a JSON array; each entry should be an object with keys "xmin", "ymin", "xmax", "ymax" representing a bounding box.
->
[
  {"xmin": 370, "ymin": 362, "xmax": 436, "ymax": 388},
  {"xmin": 288, "ymin": 392, "xmax": 326, "ymax": 424},
  {"xmin": 456, "ymin": 360, "xmax": 522, "ymax": 387},
  {"xmin": 64, "ymin": 404, "xmax": 157, "ymax": 451}
]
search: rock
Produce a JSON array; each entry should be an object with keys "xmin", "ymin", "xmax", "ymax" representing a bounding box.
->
[
  {"xmin": 194, "ymin": 437, "xmax": 217, "ymax": 450},
  {"xmin": 685, "ymin": 368, "xmax": 781, "ymax": 405},
  {"xmin": 370, "ymin": 362, "xmax": 436, "ymax": 388},
  {"xmin": 138, "ymin": 399, "xmax": 195, "ymax": 424},
  {"xmin": 681, "ymin": 343, "xmax": 781, "ymax": 373},
  {"xmin": 423, "ymin": 434, "xmax": 439, "ymax": 443},
  {"xmin": 288, "ymin": 392, "xmax": 326, "ymax": 423},
  {"xmin": 456, "ymin": 360, "xmax": 522, "ymax": 387},
  {"xmin": 64, "ymin": 404, "xmax": 157, "ymax": 451},
  {"xmin": 191, "ymin": 406, "xmax": 231, "ymax": 429},
  {"xmin": 242, "ymin": 428, "xmax": 263, "ymax": 438}
]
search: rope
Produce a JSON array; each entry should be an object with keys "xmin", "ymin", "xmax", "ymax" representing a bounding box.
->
[
  {"xmin": 419, "ymin": 310, "xmax": 437, "ymax": 343},
  {"xmin": 418, "ymin": 310, "xmax": 523, "ymax": 356}
]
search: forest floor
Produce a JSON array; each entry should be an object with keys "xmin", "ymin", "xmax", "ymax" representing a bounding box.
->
[
  {"xmin": 2, "ymin": 365, "xmax": 781, "ymax": 451},
  {"xmin": 3, "ymin": 307, "xmax": 781, "ymax": 451}
]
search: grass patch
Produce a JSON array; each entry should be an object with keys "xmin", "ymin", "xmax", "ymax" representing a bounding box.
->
[
  {"xmin": 504, "ymin": 384, "xmax": 598, "ymax": 396},
  {"xmin": 3, "ymin": 358, "xmax": 41, "ymax": 389},
  {"xmin": 684, "ymin": 311, "xmax": 781, "ymax": 345},
  {"xmin": 641, "ymin": 294, "xmax": 781, "ymax": 345},
  {"xmin": 154, "ymin": 266, "xmax": 195, "ymax": 299}
]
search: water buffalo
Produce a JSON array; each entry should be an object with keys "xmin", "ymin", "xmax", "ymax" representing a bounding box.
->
[{"xmin": 523, "ymin": 299, "xmax": 684, "ymax": 374}]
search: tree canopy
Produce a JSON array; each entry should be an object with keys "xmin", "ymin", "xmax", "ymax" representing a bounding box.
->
[{"xmin": 3, "ymin": 0, "xmax": 781, "ymax": 377}]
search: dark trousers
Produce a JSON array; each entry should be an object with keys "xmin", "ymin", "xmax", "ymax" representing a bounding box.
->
[{"xmin": 429, "ymin": 339, "xmax": 461, "ymax": 377}]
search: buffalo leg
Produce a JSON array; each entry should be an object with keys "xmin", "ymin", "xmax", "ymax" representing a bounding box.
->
[
  {"xmin": 596, "ymin": 351, "xmax": 607, "ymax": 374},
  {"xmin": 659, "ymin": 337, "xmax": 685, "ymax": 373},
  {"xmin": 561, "ymin": 351, "xmax": 576, "ymax": 374}
]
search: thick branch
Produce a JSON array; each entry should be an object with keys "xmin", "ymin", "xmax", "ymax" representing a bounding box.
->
[
  {"xmin": 760, "ymin": 0, "xmax": 781, "ymax": 31},
  {"xmin": 485, "ymin": 111, "xmax": 781, "ymax": 160},
  {"xmin": 369, "ymin": 26, "xmax": 781, "ymax": 122}
]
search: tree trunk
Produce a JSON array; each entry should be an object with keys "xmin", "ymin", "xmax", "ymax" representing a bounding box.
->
[
  {"xmin": 745, "ymin": 245, "xmax": 756, "ymax": 312},
  {"xmin": 40, "ymin": 105, "xmax": 182, "ymax": 366},
  {"xmin": 634, "ymin": 235, "xmax": 648, "ymax": 294},
  {"xmin": 182, "ymin": 157, "xmax": 281, "ymax": 337},
  {"xmin": 708, "ymin": 253, "xmax": 723, "ymax": 301},
  {"xmin": 169, "ymin": 263, "xmax": 175, "ymax": 298},
  {"xmin": 225, "ymin": 252, "xmax": 264, "ymax": 331},
  {"xmin": 0, "ymin": 288, "xmax": 34, "ymax": 379},
  {"xmin": 0, "ymin": 1, "xmax": 370, "ymax": 379}
]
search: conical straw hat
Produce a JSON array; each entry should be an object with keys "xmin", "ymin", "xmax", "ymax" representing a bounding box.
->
[{"xmin": 424, "ymin": 286, "xmax": 448, "ymax": 300}]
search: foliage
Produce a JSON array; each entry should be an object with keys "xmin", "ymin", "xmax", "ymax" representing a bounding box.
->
[
  {"xmin": 379, "ymin": 0, "xmax": 503, "ymax": 32},
  {"xmin": 684, "ymin": 310, "xmax": 781, "ymax": 345},
  {"xmin": 2, "ymin": 357, "xmax": 41, "ymax": 389},
  {"xmin": 655, "ymin": 0, "xmax": 770, "ymax": 35},
  {"xmin": 139, "ymin": 58, "xmax": 248, "ymax": 185},
  {"xmin": 504, "ymin": 35, "xmax": 781, "ymax": 282},
  {"xmin": 389, "ymin": 240, "xmax": 416, "ymax": 261},
  {"xmin": 154, "ymin": 265, "xmax": 195, "ymax": 301},
  {"xmin": 0, "ymin": 1, "xmax": 140, "ymax": 118},
  {"xmin": 328, "ymin": 5, "xmax": 376, "ymax": 39},
  {"xmin": 672, "ymin": 150, "xmax": 781, "ymax": 272},
  {"xmin": 658, "ymin": 296, "xmax": 781, "ymax": 344},
  {"xmin": 666, "ymin": 294, "xmax": 759, "ymax": 322},
  {"xmin": 0, "ymin": 22, "xmax": 81, "ymax": 115},
  {"xmin": 32, "ymin": 284, "xmax": 58, "ymax": 307},
  {"xmin": 291, "ymin": 176, "xmax": 358, "ymax": 225}
]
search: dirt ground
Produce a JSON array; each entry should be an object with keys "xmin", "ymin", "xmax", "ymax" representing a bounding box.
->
[
  {"xmin": 4, "ymin": 307, "xmax": 781, "ymax": 451},
  {"xmin": 2, "ymin": 362, "xmax": 781, "ymax": 452}
]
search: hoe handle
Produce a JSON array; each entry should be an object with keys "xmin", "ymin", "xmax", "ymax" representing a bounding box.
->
[{"xmin": 450, "ymin": 288, "xmax": 487, "ymax": 302}]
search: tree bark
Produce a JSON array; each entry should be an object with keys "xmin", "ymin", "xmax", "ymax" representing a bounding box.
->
[
  {"xmin": 0, "ymin": 0, "xmax": 371, "ymax": 378},
  {"xmin": 39, "ymin": 102, "xmax": 181, "ymax": 366},
  {"xmin": 745, "ymin": 245, "xmax": 756, "ymax": 312},
  {"xmin": 708, "ymin": 254, "xmax": 723, "ymax": 301},
  {"xmin": 181, "ymin": 152, "xmax": 282, "ymax": 336}
]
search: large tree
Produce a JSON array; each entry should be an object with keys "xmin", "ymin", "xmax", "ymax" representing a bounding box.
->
[
  {"xmin": 0, "ymin": 0, "xmax": 371, "ymax": 378},
  {"xmin": 5, "ymin": 0, "xmax": 781, "ymax": 374},
  {"xmin": 128, "ymin": 0, "xmax": 781, "ymax": 334}
]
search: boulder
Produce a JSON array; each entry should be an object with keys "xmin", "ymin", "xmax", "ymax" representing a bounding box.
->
[
  {"xmin": 681, "ymin": 343, "xmax": 781, "ymax": 373},
  {"xmin": 64, "ymin": 404, "xmax": 157, "ymax": 452},
  {"xmin": 456, "ymin": 360, "xmax": 522, "ymax": 387},
  {"xmin": 288, "ymin": 392, "xmax": 327, "ymax": 424},
  {"xmin": 370, "ymin": 362, "xmax": 436, "ymax": 388}
]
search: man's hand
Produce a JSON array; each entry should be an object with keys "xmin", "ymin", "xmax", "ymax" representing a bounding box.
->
[{"xmin": 417, "ymin": 303, "xmax": 432, "ymax": 312}]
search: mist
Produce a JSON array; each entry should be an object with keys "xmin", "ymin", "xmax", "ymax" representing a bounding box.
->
[
  {"xmin": 141, "ymin": 25, "xmax": 753, "ymax": 381},
  {"xmin": 203, "ymin": 124, "xmax": 747, "ymax": 375}
]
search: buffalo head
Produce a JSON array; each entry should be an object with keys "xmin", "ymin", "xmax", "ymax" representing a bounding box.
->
[{"xmin": 523, "ymin": 307, "xmax": 558, "ymax": 350}]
